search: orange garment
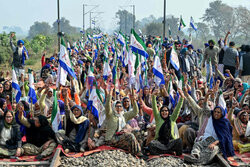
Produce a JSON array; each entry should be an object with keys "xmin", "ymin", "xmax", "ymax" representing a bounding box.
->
[{"xmin": 59, "ymin": 87, "xmax": 80, "ymax": 105}]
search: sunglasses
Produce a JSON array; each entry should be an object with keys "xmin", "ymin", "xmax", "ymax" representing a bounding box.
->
[{"xmin": 116, "ymin": 105, "xmax": 122, "ymax": 108}]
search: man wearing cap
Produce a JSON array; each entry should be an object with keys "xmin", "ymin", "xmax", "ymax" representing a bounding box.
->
[{"xmin": 10, "ymin": 33, "xmax": 28, "ymax": 77}]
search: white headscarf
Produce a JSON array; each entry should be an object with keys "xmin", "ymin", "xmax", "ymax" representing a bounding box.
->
[{"xmin": 112, "ymin": 101, "xmax": 126, "ymax": 132}]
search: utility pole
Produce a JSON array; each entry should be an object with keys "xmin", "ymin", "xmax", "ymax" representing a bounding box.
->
[
  {"xmin": 90, "ymin": 12, "xmax": 92, "ymax": 30},
  {"xmin": 57, "ymin": 0, "xmax": 60, "ymax": 52},
  {"xmin": 163, "ymin": 0, "xmax": 166, "ymax": 39},
  {"xmin": 83, "ymin": 4, "xmax": 85, "ymax": 32},
  {"xmin": 90, "ymin": 12, "xmax": 104, "ymax": 34},
  {"xmin": 133, "ymin": 5, "xmax": 135, "ymax": 30}
]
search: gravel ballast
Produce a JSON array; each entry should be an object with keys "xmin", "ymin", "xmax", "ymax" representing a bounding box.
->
[{"xmin": 59, "ymin": 150, "xmax": 220, "ymax": 167}]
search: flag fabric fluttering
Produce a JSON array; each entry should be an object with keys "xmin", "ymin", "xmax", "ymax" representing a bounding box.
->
[
  {"xmin": 51, "ymin": 89, "xmax": 62, "ymax": 132},
  {"xmin": 130, "ymin": 29, "xmax": 149, "ymax": 59},
  {"xmin": 218, "ymin": 91, "xmax": 227, "ymax": 114},
  {"xmin": 93, "ymin": 32, "xmax": 103, "ymax": 39},
  {"xmin": 87, "ymin": 88, "xmax": 105, "ymax": 126},
  {"xmin": 153, "ymin": 55, "xmax": 165, "ymax": 86},
  {"xmin": 170, "ymin": 46, "xmax": 180, "ymax": 71},
  {"xmin": 128, "ymin": 49, "xmax": 136, "ymax": 86},
  {"xmin": 168, "ymin": 26, "xmax": 172, "ymax": 37},
  {"xmin": 190, "ymin": 17, "xmax": 197, "ymax": 31},
  {"xmin": 209, "ymin": 58, "xmax": 213, "ymax": 89},
  {"xmin": 58, "ymin": 38, "xmax": 77, "ymax": 83},
  {"xmin": 178, "ymin": 16, "xmax": 186, "ymax": 31},
  {"xmin": 117, "ymin": 32, "xmax": 125, "ymax": 46},
  {"xmin": 178, "ymin": 76, "xmax": 184, "ymax": 90},
  {"xmin": 103, "ymin": 61, "xmax": 112, "ymax": 81},
  {"xmin": 12, "ymin": 67, "xmax": 22, "ymax": 103},
  {"xmin": 28, "ymin": 69, "xmax": 37, "ymax": 104},
  {"xmin": 86, "ymin": 66, "xmax": 95, "ymax": 92},
  {"xmin": 67, "ymin": 42, "xmax": 71, "ymax": 52},
  {"xmin": 168, "ymin": 79, "xmax": 175, "ymax": 108}
]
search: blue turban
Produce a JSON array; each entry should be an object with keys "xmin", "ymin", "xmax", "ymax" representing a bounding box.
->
[
  {"xmin": 204, "ymin": 43, "xmax": 209, "ymax": 47},
  {"xmin": 17, "ymin": 40, "xmax": 24, "ymax": 45},
  {"xmin": 78, "ymin": 60, "xmax": 83, "ymax": 65},
  {"xmin": 50, "ymin": 57, "xmax": 55, "ymax": 61},
  {"xmin": 187, "ymin": 44, "xmax": 194, "ymax": 49}
]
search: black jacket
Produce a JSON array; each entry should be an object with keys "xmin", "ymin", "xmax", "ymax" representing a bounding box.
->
[{"xmin": 0, "ymin": 116, "xmax": 22, "ymax": 149}]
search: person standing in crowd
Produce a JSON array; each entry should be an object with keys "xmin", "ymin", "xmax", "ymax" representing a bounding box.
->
[
  {"xmin": 9, "ymin": 33, "xmax": 28, "ymax": 77},
  {"xmin": 202, "ymin": 40, "xmax": 220, "ymax": 82},
  {"xmin": 239, "ymin": 45, "xmax": 250, "ymax": 84},
  {"xmin": 222, "ymin": 31, "xmax": 239, "ymax": 77}
]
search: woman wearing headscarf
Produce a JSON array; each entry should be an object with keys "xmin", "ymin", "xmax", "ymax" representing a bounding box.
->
[
  {"xmin": 0, "ymin": 84, "xmax": 4, "ymax": 99},
  {"xmin": 18, "ymin": 111, "xmax": 57, "ymax": 160},
  {"xmin": 184, "ymin": 106, "xmax": 235, "ymax": 165},
  {"xmin": 105, "ymin": 86, "xmax": 141, "ymax": 156},
  {"xmin": 15, "ymin": 101, "xmax": 30, "ymax": 136},
  {"xmin": 0, "ymin": 98, "xmax": 7, "ymax": 116},
  {"xmin": 142, "ymin": 86, "xmax": 152, "ymax": 108},
  {"xmin": 3, "ymin": 81, "xmax": 12, "ymax": 100},
  {"xmin": 228, "ymin": 103, "xmax": 249, "ymax": 151},
  {"xmin": 0, "ymin": 110, "xmax": 22, "ymax": 157},
  {"xmin": 55, "ymin": 91, "xmax": 89, "ymax": 153},
  {"xmin": 148, "ymin": 88, "xmax": 184, "ymax": 155}
]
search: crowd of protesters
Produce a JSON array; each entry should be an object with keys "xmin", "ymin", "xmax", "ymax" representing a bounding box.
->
[{"xmin": 0, "ymin": 30, "xmax": 249, "ymax": 166}]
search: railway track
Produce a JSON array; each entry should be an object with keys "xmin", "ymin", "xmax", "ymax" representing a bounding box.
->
[
  {"xmin": 0, "ymin": 149, "xmax": 246, "ymax": 167},
  {"xmin": 0, "ymin": 149, "xmax": 61, "ymax": 167}
]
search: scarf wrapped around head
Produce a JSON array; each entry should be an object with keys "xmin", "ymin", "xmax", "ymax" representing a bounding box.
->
[
  {"xmin": 4, "ymin": 110, "xmax": 15, "ymax": 129},
  {"xmin": 112, "ymin": 101, "xmax": 126, "ymax": 132},
  {"xmin": 234, "ymin": 111, "xmax": 249, "ymax": 136},
  {"xmin": 0, "ymin": 98, "xmax": 7, "ymax": 111},
  {"xmin": 212, "ymin": 106, "xmax": 235, "ymax": 158},
  {"xmin": 158, "ymin": 105, "xmax": 172, "ymax": 145}
]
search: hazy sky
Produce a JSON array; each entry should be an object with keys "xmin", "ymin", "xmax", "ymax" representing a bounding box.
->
[{"xmin": 0, "ymin": 0, "xmax": 249, "ymax": 32}]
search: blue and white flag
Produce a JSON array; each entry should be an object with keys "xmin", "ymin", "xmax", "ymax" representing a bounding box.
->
[
  {"xmin": 170, "ymin": 47, "xmax": 180, "ymax": 71},
  {"xmin": 168, "ymin": 79, "xmax": 175, "ymax": 108},
  {"xmin": 87, "ymin": 88, "xmax": 105, "ymax": 126},
  {"xmin": 209, "ymin": 75, "xmax": 214, "ymax": 89},
  {"xmin": 153, "ymin": 56, "xmax": 165, "ymax": 86},
  {"xmin": 57, "ymin": 38, "xmax": 77, "ymax": 86},
  {"xmin": 103, "ymin": 61, "xmax": 112, "ymax": 80},
  {"xmin": 117, "ymin": 32, "xmax": 125, "ymax": 46},
  {"xmin": 12, "ymin": 67, "xmax": 21, "ymax": 103},
  {"xmin": 130, "ymin": 29, "xmax": 149, "ymax": 59},
  {"xmin": 190, "ymin": 17, "xmax": 197, "ymax": 31},
  {"xmin": 28, "ymin": 69, "xmax": 37, "ymax": 104},
  {"xmin": 93, "ymin": 32, "xmax": 103, "ymax": 39}
]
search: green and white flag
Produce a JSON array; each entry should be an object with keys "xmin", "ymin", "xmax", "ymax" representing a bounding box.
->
[{"xmin": 51, "ymin": 90, "xmax": 62, "ymax": 132}]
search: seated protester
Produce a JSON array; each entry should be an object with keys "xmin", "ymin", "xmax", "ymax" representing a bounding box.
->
[
  {"xmin": 18, "ymin": 111, "xmax": 57, "ymax": 160},
  {"xmin": 0, "ymin": 110, "xmax": 22, "ymax": 157},
  {"xmin": 179, "ymin": 87, "xmax": 212, "ymax": 152},
  {"xmin": 122, "ymin": 97, "xmax": 140, "ymax": 130},
  {"xmin": 104, "ymin": 86, "xmax": 141, "ymax": 156},
  {"xmin": 148, "ymin": 88, "xmax": 184, "ymax": 156},
  {"xmin": 0, "ymin": 98, "xmax": 7, "ymax": 116},
  {"xmin": 15, "ymin": 101, "xmax": 30, "ymax": 136},
  {"xmin": 228, "ymin": 102, "xmax": 249, "ymax": 151},
  {"xmin": 142, "ymin": 86, "xmax": 152, "ymax": 108},
  {"xmin": 0, "ymin": 84, "xmax": 4, "ymax": 99},
  {"xmin": 56, "ymin": 92, "xmax": 89, "ymax": 153},
  {"xmin": 184, "ymin": 106, "xmax": 235, "ymax": 165}
]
